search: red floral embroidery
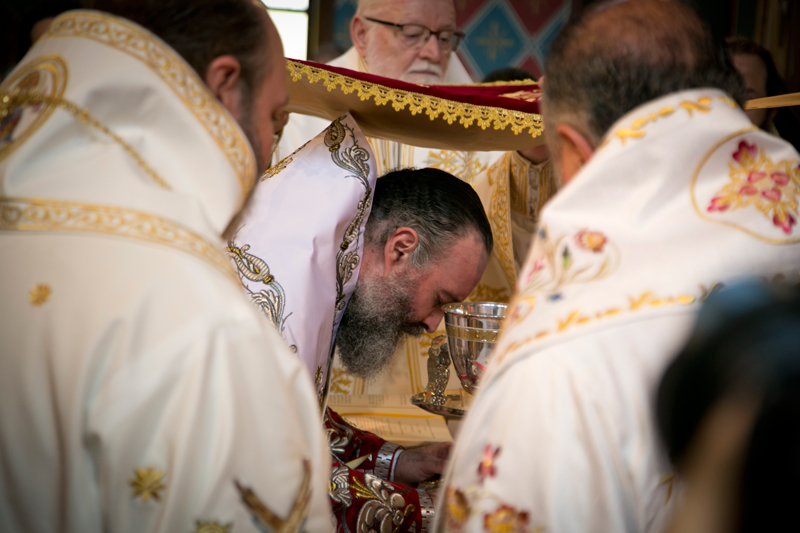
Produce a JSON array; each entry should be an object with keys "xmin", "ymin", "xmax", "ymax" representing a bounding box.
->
[
  {"xmin": 445, "ymin": 487, "xmax": 470, "ymax": 532},
  {"xmin": 478, "ymin": 444, "xmax": 501, "ymax": 483},
  {"xmin": 574, "ymin": 230, "xmax": 608, "ymax": 253},
  {"xmin": 483, "ymin": 505, "xmax": 529, "ymax": 533},
  {"xmin": 733, "ymin": 140, "xmax": 757, "ymax": 163},
  {"xmin": 707, "ymin": 140, "xmax": 800, "ymax": 234}
]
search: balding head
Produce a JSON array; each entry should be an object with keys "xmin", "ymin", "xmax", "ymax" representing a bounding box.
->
[{"xmin": 543, "ymin": 0, "xmax": 745, "ymax": 146}]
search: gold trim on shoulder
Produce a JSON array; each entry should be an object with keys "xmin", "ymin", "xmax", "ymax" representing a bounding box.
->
[
  {"xmin": 287, "ymin": 60, "xmax": 544, "ymax": 138},
  {"xmin": 0, "ymin": 55, "xmax": 68, "ymax": 163},
  {"xmin": 0, "ymin": 197, "xmax": 237, "ymax": 282},
  {"xmin": 40, "ymin": 11, "xmax": 256, "ymax": 198}
]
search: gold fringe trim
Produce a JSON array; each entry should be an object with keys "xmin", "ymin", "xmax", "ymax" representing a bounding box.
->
[{"xmin": 286, "ymin": 61, "xmax": 544, "ymax": 138}]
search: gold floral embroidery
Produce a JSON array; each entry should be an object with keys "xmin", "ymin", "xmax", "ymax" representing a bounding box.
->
[
  {"xmin": 329, "ymin": 466, "xmax": 352, "ymax": 506},
  {"xmin": 130, "ymin": 467, "xmax": 165, "ymax": 502},
  {"xmin": 610, "ymin": 96, "xmax": 714, "ymax": 146},
  {"xmin": 425, "ymin": 150, "xmax": 487, "ymax": 186},
  {"xmin": 487, "ymin": 153, "xmax": 516, "ymax": 289},
  {"xmin": 41, "ymin": 12, "xmax": 255, "ymax": 198},
  {"xmin": 706, "ymin": 139, "xmax": 800, "ymax": 235},
  {"xmin": 194, "ymin": 521, "xmax": 232, "ymax": 533},
  {"xmin": 445, "ymin": 487, "xmax": 470, "ymax": 532},
  {"xmin": 483, "ymin": 505, "xmax": 532, "ymax": 533},
  {"xmin": 499, "ymin": 89, "xmax": 542, "ymax": 103},
  {"xmin": 329, "ymin": 367, "xmax": 354, "ymax": 394},
  {"xmin": 235, "ymin": 460, "xmax": 311, "ymax": 533},
  {"xmin": 467, "ymin": 283, "xmax": 511, "ymax": 304},
  {"xmin": 495, "ymin": 286, "xmax": 714, "ymax": 364},
  {"xmin": 0, "ymin": 55, "xmax": 67, "ymax": 162},
  {"xmin": 1, "ymin": 197, "xmax": 238, "ymax": 283},
  {"xmin": 691, "ymin": 127, "xmax": 800, "ymax": 244},
  {"xmin": 29, "ymin": 284, "xmax": 51, "ymax": 306},
  {"xmin": 287, "ymin": 61, "xmax": 543, "ymax": 138}
]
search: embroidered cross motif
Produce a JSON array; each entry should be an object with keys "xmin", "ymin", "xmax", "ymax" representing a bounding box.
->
[
  {"xmin": 29, "ymin": 284, "xmax": 51, "ymax": 306},
  {"xmin": 129, "ymin": 467, "xmax": 165, "ymax": 502}
]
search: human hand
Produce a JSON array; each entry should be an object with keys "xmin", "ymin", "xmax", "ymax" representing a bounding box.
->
[{"xmin": 393, "ymin": 442, "xmax": 452, "ymax": 486}]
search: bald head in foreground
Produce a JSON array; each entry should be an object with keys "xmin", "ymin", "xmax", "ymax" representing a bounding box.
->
[{"xmin": 438, "ymin": 1, "xmax": 800, "ymax": 533}]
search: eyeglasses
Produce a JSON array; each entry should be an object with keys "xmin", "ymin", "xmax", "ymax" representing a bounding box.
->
[{"xmin": 365, "ymin": 17, "xmax": 466, "ymax": 52}]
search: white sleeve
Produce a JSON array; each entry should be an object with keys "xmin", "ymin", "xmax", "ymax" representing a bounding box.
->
[{"xmin": 86, "ymin": 317, "xmax": 333, "ymax": 533}]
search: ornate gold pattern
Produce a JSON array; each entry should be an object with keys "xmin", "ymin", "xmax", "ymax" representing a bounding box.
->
[
  {"xmin": 495, "ymin": 285, "xmax": 722, "ymax": 365},
  {"xmin": 353, "ymin": 474, "xmax": 416, "ymax": 533},
  {"xmin": 287, "ymin": 61, "xmax": 543, "ymax": 138},
  {"xmin": 692, "ymin": 128, "xmax": 800, "ymax": 244},
  {"xmin": 130, "ymin": 467, "xmax": 165, "ymax": 502},
  {"xmin": 29, "ymin": 283, "xmax": 52, "ymax": 306},
  {"xmin": 0, "ymin": 197, "xmax": 237, "ymax": 282},
  {"xmin": 41, "ymin": 12, "xmax": 255, "ymax": 197},
  {"xmin": 194, "ymin": 521, "xmax": 232, "ymax": 533},
  {"xmin": 329, "ymin": 367, "xmax": 354, "ymax": 395},
  {"xmin": 487, "ymin": 153, "xmax": 517, "ymax": 289},
  {"xmin": 0, "ymin": 55, "xmax": 67, "ymax": 163},
  {"xmin": 235, "ymin": 460, "xmax": 311, "ymax": 533},
  {"xmin": 227, "ymin": 242, "xmax": 291, "ymax": 331},
  {"xmin": 425, "ymin": 149, "xmax": 487, "ymax": 186},
  {"xmin": 0, "ymin": 91, "xmax": 170, "ymax": 190},
  {"xmin": 609, "ymin": 96, "xmax": 714, "ymax": 146}
]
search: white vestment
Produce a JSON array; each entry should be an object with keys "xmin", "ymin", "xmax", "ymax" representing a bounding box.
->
[
  {"xmin": 438, "ymin": 89, "xmax": 800, "ymax": 533},
  {"xmin": 228, "ymin": 114, "xmax": 377, "ymax": 408},
  {"xmin": 0, "ymin": 11, "xmax": 331, "ymax": 533},
  {"xmin": 278, "ymin": 48, "xmax": 557, "ymax": 399}
]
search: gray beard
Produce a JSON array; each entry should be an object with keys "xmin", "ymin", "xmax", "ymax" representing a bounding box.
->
[{"xmin": 335, "ymin": 269, "xmax": 425, "ymax": 380}]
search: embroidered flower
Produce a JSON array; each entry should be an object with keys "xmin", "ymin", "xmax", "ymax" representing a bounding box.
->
[
  {"xmin": 733, "ymin": 140, "xmax": 757, "ymax": 164},
  {"xmin": 483, "ymin": 505, "xmax": 529, "ymax": 533},
  {"xmin": 445, "ymin": 487, "xmax": 470, "ymax": 532},
  {"xmin": 478, "ymin": 444, "xmax": 501, "ymax": 483},
  {"xmin": 575, "ymin": 230, "xmax": 608, "ymax": 253},
  {"xmin": 707, "ymin": 140, "xmax": 800, "ymax": 235},
  {"xmin": 524, "ymin": 256, "xmax": 545, "ymax": 285}
]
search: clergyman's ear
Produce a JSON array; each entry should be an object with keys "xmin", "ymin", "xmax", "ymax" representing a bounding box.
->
[
  {"xmin": 351, "ymin": 15, "xmax": 369, "ymax": 58},
  {"xmin": 384, "ymin": 227, "xmax": 420, "ymax": 271},
  {"xmin": 555, "ymin": 124, "xmax": 595, "ymax": 185},
  {"xmin": 205, "ymin": 55, "xmax": 244, "ymax": 121}
]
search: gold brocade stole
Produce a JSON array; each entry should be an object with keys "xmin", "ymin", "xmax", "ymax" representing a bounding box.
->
[{"xmin": 0, "ymin": 196, "xmax": 238, "ymax": 283}]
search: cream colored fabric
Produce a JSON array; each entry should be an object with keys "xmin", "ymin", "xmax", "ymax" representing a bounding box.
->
[
  {"xmin": 0, "ymin": 11, "xmax": 331, "ymax": 533},
  {"xmin": 439, "ymin": 89, "xmax": 800, "ymax": 533},
  {"xmin": 277, "ymin": 48, "xmax": 556, "ymax": 399},
  {"xmin": 229, "ymin": 114, "xmax": 377, "ymax": 408}
]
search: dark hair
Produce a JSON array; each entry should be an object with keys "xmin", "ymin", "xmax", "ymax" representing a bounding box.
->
[
  {"xmin": 656, "ymin": 281, "xmax": 800, "ymax": 532},
  {"xmin": 482, "ymin": 67, "xmax": 536, "ymax": 83},
  {"xmin": 543, "ymin": 0, "xmax": 746, "ymax": 144},
  {"xmin": 366, "ymin": 168, "xmax": 493, "ymax": 268},
  {"xmin": 726, "ymin": 36, "xmax": 786, "ymax": 98},
  {"xmin": 81, "ymin": 0, "xmax": 270, "ymax": 98}
]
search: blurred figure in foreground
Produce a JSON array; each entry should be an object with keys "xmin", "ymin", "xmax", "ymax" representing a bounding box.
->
[
  {"xmin": 657, "ymin": 281, "xmax": 800, "ymax": 533},
  {"xmin": 437, "ymin": 1, "xmax": 800, "ymax": 532},
  {"xmin": 727, "ymin": 36, "xmax": 800, "ymax": 151}
]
